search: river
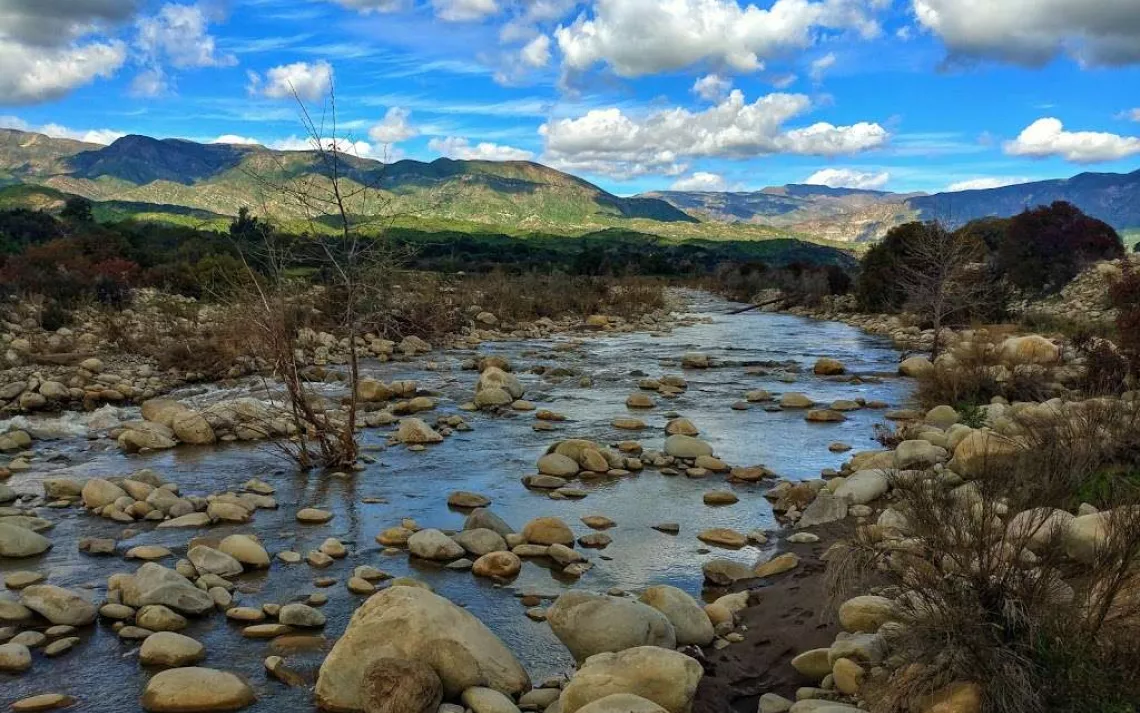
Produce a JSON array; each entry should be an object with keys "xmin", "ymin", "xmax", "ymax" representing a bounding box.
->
[{"xmin": 0, "ymin": 290, "xmax": 911, "ymax": 711}]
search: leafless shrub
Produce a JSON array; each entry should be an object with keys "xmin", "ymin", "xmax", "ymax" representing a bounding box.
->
[
  {"xmin": 914, "ymin": 336, "xmax": 1051, "ymax": 410},
  {"xmin": 827, "ymin": 400, "xmax": 1140, "ymax": 713}
]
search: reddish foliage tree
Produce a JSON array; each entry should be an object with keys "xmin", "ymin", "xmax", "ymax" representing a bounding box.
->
[{"xmin": 997, "ymin": 201, "xmax": 1124, "ymax": 294}]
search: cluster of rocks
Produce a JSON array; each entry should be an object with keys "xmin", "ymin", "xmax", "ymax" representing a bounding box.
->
[
  {"xmin": 315, "ymin": 584, "xmax": 709, "ymax": 713},
  {"xmin": 376, "ymin": 506, "xmax": 597, "ymax": 580},
  {"xmin": 1018, "ymin": 256, "xmax": 1139, "ymax": 328}
]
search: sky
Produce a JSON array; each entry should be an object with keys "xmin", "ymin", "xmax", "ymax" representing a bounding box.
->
[{"xmin": 1, "ymin": 0, "xmax": 1140, "ymax": 196}]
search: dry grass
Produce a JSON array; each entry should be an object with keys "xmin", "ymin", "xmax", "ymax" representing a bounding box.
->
[
  {"xmin": 827, "ymin": 400, "xmax": 1140, "ymax": 713},
  {"xmin": 914, "ymin": 336, "xmax": 1052, "ymax": 409}
]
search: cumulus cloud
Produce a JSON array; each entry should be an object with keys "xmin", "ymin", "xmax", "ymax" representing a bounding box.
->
[
  {"xmin": 692, "ymin": 74, "xmax": 732, "ymax": 102},
  {"xmin": 432, "ymin": 0, "xmax": 499, "ymax": 21},
  {"xmin": 809, "ymin": 52, "xmax": 837, "ymax": 81},
  {"xmin": 945, "ymin": 176, "xmax": 1032, "ymax": 192},
  {"xmin": 0, "ymin": 40, "xmax": 127, "ymax": 104},
  {"xmin": 521, "ymin": 34, "xmax": 552, "ymax": 67},
  {"xmin": 428, "ymin": 136, "xmax": 535, "ymax": 161},
  {"xmin": 0, "ymin": 0, "xmax": 138, "ymax": 103},
  {"xmin": 1123, "ymin": 108, "xmax": 1140, "ymax": 122},
  {"xmin": 135, "ymin": 3, "xmax": 235, "ymax": 70},
  {"xmin": 914, "ymin": 0, "xmax": 1140, "ymax": 67},
  {"xmin": 0, "ymin": 115, "xmax": 124, "ymax": 145},
  {"xmin": 555, "ymin": 0, "xmax": 882, "ymax": 77},
  {"xmin": 368, "ymin": 107, "xmax": 418, "ymax": 143},
  {"xmin": 1003, "ymin": 118, "xmax": 1140, "ymax": 163},
  {"xmin": 270, "ymin": 135, "xmax": 381, "ymax": 158},
  {"xmin": 211, "ymin": 134, "xmax": 262, "ymax": 145},
  {"xmin": 804, "ymin": 167, "xmax": 890, "ymax": 190},
  {"xmin": 250, "ymin": 60, "xmax": 334, "ymax": 101},
  {"xmin": 540, "ymin": 90, "xmax": 889, "ymax": 178},
  {"xmin": 671, "ymin": 172, "xmax": 728, "ymax": 191}
]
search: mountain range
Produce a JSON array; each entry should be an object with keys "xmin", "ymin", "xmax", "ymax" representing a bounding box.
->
[{"xmin": 1, "ymin": 128, "xmax": 1138, "ymax": 246}]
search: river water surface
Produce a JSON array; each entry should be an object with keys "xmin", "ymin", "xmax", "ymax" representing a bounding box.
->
[{"xmin": 0, "ymin": 291, "xmax": 911, "ymax": 711}]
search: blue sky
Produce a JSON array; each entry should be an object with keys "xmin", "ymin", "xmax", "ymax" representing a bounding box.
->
[{"xmin": 1, "ymin": 0, "xmax": 1139, "ymax": 196}]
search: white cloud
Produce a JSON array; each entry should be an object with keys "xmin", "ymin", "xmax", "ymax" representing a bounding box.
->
[
  {"xmin": 0, "ymin": 40, "xmax": 127, "ymax": 104},
  {"xmin": 129, "ymin": 68, "xmax": 169, "ymax": 97},
  {"xmin": 211, "ymin": 134, "xmax": 262, "ymax": 145},
  {"xmin": 270, "ymin": 135, "xmax": 380, "ymax": 158},
  {"xmin": 540, "ymin": 90, "xmax": 889, "ymax": 178},
  {"xmin": 945, "ymin": 176, "xmax": 1032, "ymax": 192},
  {"xmin": 555, "ymin": 0, "xmax": 882, "ymax": 77},
  {"xmin": 0, "ymin": 116, "xmax": 124, "ymax": 145},
  {"xmin": 521, "ymin": 34, "xmax": 552, "ymax": 67},
  {"xmin": 368, "ymin": 107, "xmax": 418, "ymax": 143},
  {"xmin": 692, "ymin": 73, "xmax": 732, "ymax": 102},
  {"xmin": 1124, "ymin": 108, "xmax": 1140, "ymax": 122},
  {"xmin": 914, "ymin": 0, "xmax": 1140, "ymax": 67},
  {"xmin": 804, "ymin": 167, "xmax": 890, "ymax": 190},
  {"xmin": 1004, "ymin": 118, "xmax": 1140, "ymax": 163},
  {"xmin": 135, "ymin": 3, "xmax": 235, "ymax": 70},
  {"xmin": 670, "ymin": 172, "xmax": 728, "ymax": 191},
  {"xmin": 500, "ymin": 0, "xmax": 578, "ymax": 42},
  {"xmin": 251, "ymin": 60, "xmax": 334, "ymax": 101},
  {"xmin": 809, "ymin": 52, "xmax": 837, "ymax": 81},
  {"xmin": 428, "ymin": 136, "xmax": 535, "ymax": 161},
  {"xmin": 432, "ymin": 0, "xmax": 499, "ymax": 21}
]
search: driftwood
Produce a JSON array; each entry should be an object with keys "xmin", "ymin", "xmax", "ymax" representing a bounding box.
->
[{"xmin": 727, "ymin": 296, "xmax": 785, "ymax": 315}]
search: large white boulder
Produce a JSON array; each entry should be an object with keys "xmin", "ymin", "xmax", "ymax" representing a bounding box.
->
[
  {"xmin": 546, "ymin": 592, "xmax": 676, "ymax": 663},
  {"xmin": 560, "ymin": 647, "xmax": 702, "ymax": 713},
  {"xmin": 637, "ymin": 586, "xmax": 714, "ymax": 646},
  {"xmin": 315, "ymin": 587, "xmax": 530, "ymax": 711}
]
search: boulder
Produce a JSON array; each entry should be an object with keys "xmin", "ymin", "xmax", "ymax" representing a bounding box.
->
[
  {"xmin": 838, "ymin": 596, "xmax": 895, "ymax": 633},
  {"xmin": 950, "ymin": 430, "xmax": 1020, "ymax": 478},
  {"xmin": 576, "ymin": 696, "xmax": 666, "ymax": 713},
  {"xmin": 172, "ymin": 412, "xmax": 216, "ymax": 445},
  {"xmin": 358, "ymin": 379, "xmax": 394, "ymax": 402},
  {"xmin": 477, "ymin": 367, "xmax": 524, "ymax": 399},
  {"xmin": 139, "ymin": 631, "xmax": 206, "ymax": 667},
  {"xmin": 0, "ymin": 522, "xmax": 52, "ymax": 558},
  {"xmin": 137, "ymin": 605, "xmax": 188, "ymax": 632},
  {"xmin": 898, "ymin": 356, "xmax": 934, "ymax": 378},
  {"xmin": 0, "ymin": 642, "xmax": 32, "ymax": 672},
  {"xmin": 408, "ymin": 529, "xmax": 466, "ymax": 561},
  {"xmin": 279, "ymin": 603, "xmax": 326, "ymax": 628},
  {"xmin": 546, "ymin": 592, "xmax": 676, "ymax": 663},
  {"xmin": 797, "ymin": 492, "xmax": 848, "ymax": 529},
  {"xmin": 663, "ymin": 436, "xmax": 713, "ymax": 459},
  {"xmin": 833, "ymin": 470, "xmax": 890, "ymax": 505},
  {"xmin": 813, "ymin": 359, "xmax": 845, "ymax": 375},
  {"xmin": 465, "ymin": 509, "xmax": 514, "ymax": 536},
  {"xmin": 665, "ymin": 418, "xmax": 699, "ymax": 436},
  {"xmin": 999, "ymin": 335, "xmax": 1059, "ymax": 365},
  {"xmin": 397, "ymin": 419, "xmax": 444, "ymax": 445},
  {"xmin": 779, "ymin": 393, "xmax": 814, "ymax": 409},
  {"xmin": 141, "ymin": 667, "xmax": 256, "ymax": 712},
  {"xmin": 895, "ymin": 440, "xmax": 948, "ymax": 469},
  {"xmin": 19, "ymin": 585, "xmax": 96, "ymax": 626},
  {"xmin": 522, "ymin": 517, "xmax": 574, "ymax": 546},
  {"xmin": 454, "ymin": 529, "xmax": 508, "ymax": 557},
  {"xmin": 315, "ymin": 587, "xmax": 530, "ymax": 709},
  {"xmin": 217, "ymin": 535, "xmax": 270, "ymax": 569},
  {"xmin": 472, "ymin": 552, "xmax": 522, "ymax": 579},
  {"xmin": 448, "ymin": 492, "xmax": 492, "ymax": 509},
  {"xmin": 462, "ymin": 687, "xmax": 521, "ymax": 713},
  {"xmin": 128, "ymin": 563, "xmax": 215, "ymax": 615},
  {"xmin": 637, "ymin": 586, "xmax": 714, "ymax": 646},
  {"xmin": 361, "ymin": 658, "xmax": 443, "ymax": 713},
  {"xmin": 188, "ymin": 546, "xmax": 244, "ymax": 578},
  {"xmin": 560, "ymin": 647, "xmax": 702, "ymax": 713},
  {"xmin": 118, "ymin": 423, "xmax": 178, "ymax": 452},
  {"xmin": 538, "ymin": 454, "xmax": 580, "ymax": 477},
  {"xmin": 82, "ymin": 478, "xmax": 128, "ymax": 509},
  {"xmin": 1063, "ymin": 511, "xmax": 1111, "ymax": 563}
]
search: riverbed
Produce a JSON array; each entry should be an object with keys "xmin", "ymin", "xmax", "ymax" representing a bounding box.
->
[{"xmin": 0, "ymin": 291, "xmax": 912, "ymax": 711}]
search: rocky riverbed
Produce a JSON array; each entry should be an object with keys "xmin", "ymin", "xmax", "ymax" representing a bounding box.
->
[{"xmin": 0, "ymin": 290, "xmax": 916, "ymax": 712}]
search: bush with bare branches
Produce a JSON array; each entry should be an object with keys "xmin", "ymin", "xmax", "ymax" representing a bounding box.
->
[{"xmin": 827, "ymin": 399, "xmax": 1140, "ymax": 713}]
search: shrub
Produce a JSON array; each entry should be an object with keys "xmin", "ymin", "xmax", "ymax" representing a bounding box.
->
[
  {"xmin": 996, "ymin": 202, "xmax": 1124, "ymax": 294},
  {"xmin": 828, "ymin": 401, "xmax": 1140, "ymax": 713}
]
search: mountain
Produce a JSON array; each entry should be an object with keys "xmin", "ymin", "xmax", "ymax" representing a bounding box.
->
[
  {"xmin": 0, "ymin": 129, "xmax": 696, "ymax": 235},
  {"xmin": 644, "ymin": 171, "xmax": 1140, "ymax": 242}
]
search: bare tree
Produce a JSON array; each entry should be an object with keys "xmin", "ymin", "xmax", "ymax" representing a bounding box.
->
[
  {"xmin": 896, "ymin": 221, "xmax": 992, "ymax": 359},
  {"xmin": 227, "ymin": 85, "xmax": 406, "ymax": 469}
]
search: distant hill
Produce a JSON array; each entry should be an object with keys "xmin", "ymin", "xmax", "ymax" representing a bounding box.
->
[
  {"xmin": 0, "ymin": 129, "xmax": 699, "ymax": 237},
  {"xmin": 645, "ymin": 171, "xmax": 1140, "ymax": 242}
]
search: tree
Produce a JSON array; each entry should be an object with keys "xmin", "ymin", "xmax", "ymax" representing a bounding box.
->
[
  {"xmin": 997, "ymin": 201, "xmax": 1124, "ymax": 293},
  {"xmin": 896, "ymin": 222, "xmax": 993, "ymax": 359},
  {"xmin": 855, "ymin": 222, "xmax": 927, "ymax": 312},
  {"xmin": 61, "ymin": 196, "xmax": 94, "ymax": 223}
]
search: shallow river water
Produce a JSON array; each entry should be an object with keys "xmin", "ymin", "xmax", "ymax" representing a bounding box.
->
[{"xmin": 0, "ymin": 291, "xmax": 911, "ymax": 711}]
